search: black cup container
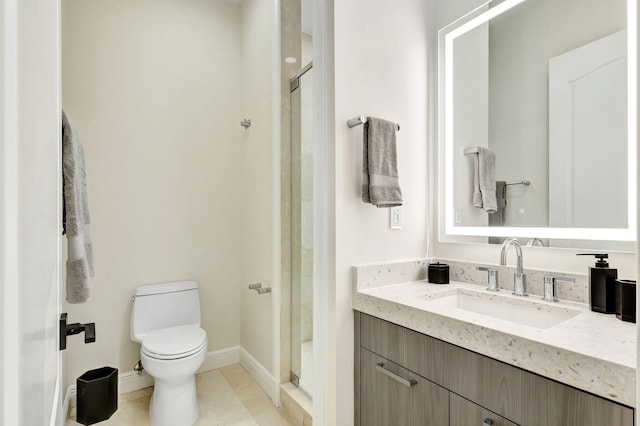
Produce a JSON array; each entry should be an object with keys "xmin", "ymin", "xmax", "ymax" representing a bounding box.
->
[
  {"xmin": 615, "ymin": 279, "xmax": 636, "ymax": 323},
  {"xmin": 590, "ymin": 268, "xmax": 618, "ymax": 313},
  {"xmin": 77, "ymin": 366, "xmax": 118, "ymax": 425},
  {"xmin": 428, "ymin": 262, "xmax": 449, "ymax": 284}
]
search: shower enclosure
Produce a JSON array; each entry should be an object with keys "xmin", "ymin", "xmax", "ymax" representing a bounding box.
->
[{"xmin": 289, "ymin": 62, "xmax": 313, "ymax": 397}]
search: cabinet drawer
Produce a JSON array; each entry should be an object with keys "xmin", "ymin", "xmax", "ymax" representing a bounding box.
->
[
  {"xmin": 450, "ymin": 393, "xmax": 518, "ymax": 426},
  {"xmin": 360, "ymin": 348, "xmax": 449, "ymax": 426},
  {"xmin": 360, "ymin": 311, "xmax": 449, "ymax": 385}
]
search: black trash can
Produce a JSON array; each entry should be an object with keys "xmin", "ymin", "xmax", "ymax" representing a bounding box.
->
[{"xmin": 77, "ymin": 366, "xmax": 118, "ymax": 425}]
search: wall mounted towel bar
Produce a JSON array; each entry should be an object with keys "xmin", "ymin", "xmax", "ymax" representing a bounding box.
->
[
  {"xmin": 347, "ymin": 115, "xmax": 400, "ymax": 131},
  {"xmin": 506, "ymin": 180, "xmax": 531, "ymax": 186},
  {"xmin": 463, "ymin": 146, "xmax": 481, "ymax": 155},
  {"xmin": 463, "ymin": 147, "xmax": 530, "ymax": 186}
]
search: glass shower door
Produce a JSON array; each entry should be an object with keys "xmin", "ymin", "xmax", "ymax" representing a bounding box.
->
[{"xmin": 290, "ymin": 64, "xmax": 313, "ymax": 397}]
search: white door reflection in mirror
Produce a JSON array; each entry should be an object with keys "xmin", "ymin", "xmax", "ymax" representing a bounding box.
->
[{"xmin": 549, "ymin": 30, "xmax": 633, "ymax": 250}]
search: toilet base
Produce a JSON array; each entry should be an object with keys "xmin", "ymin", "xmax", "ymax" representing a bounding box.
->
[{"xmin": 149, "ymin": 375, "xmax": 199, "ymax": 426}]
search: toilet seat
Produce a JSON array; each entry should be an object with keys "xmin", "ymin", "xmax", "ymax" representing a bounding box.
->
[{"xmin": 142, "ymin": 325, "xmax": 207, "ymax": 360}]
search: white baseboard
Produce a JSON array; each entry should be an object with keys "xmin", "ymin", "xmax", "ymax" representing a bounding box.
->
[
  {"xmin": 239, "ymin": 347, "xmax": 280, "ymax": 405},
  {"xmin": 198, "ymin": 345, "xmax": 241, "ymax": 373},
  {"xmin": 62, "ymin": 346, "xmax": 278, "ymax": 416},
  {"xmin": 118, "ymin": 370, "xmax": 155, "ymax": 395},
  {"xmin": 65, "ymin": 385, "xmax": 77, "ymax": 411},
  {"xmin": 61, "ymin": 383, "xmax": 73, "ymax": 424}
]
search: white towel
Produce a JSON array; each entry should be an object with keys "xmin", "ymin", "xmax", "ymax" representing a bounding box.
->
[
  {"xmin": 62, "ymin": 110, "xmax": 94, "ymax": 304},
  {"xmin": 472, "ymin": 147, "xmax": 497, "ymax": 213}
]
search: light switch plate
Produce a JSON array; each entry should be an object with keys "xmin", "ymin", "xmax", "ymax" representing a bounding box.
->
[
  {"xmin": 455, "ymin": 208, "xmax": 463, "ymax": 225},
  {"xmin": 390, "ymin": 206, "xmax": 402, "ymax": 229}
]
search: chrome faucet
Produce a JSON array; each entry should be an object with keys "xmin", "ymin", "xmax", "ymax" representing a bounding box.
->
[
  {"xmin": 526, "ymin": 238, "xmax": 544, "ymax": 247},
  {"xmin": 500, "ymin": 237, "xmax": 527, "ymax": 296}
]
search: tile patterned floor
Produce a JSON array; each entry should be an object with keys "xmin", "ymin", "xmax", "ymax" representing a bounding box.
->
[{"xmin": 67, "ymin": 364, "xmax": 296, "ymax": 426}]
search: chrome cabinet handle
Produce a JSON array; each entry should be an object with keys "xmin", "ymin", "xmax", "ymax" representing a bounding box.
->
[
  {"xmin": 375, "ymin": 362, "xmax": 417, "ymax": 387},
  {"xmin": 483, "ymin": 419, "xmax": 494, "ymax": 426}
]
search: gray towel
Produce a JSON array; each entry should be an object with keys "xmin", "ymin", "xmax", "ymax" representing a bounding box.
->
[
  {"xmin": 361, "ymin": 117, "xmax": 403, "ymax": 207},
  {"xmin": 472, "ymin": 147, "xmax": 497, "ymax": 213},
  {"xmin": 489, "ymin": 181, "xmax": 507, "ymax": 226},
  {"xmin": 62, "ymin": 110, "xmax": 94, "ymax": 304}
]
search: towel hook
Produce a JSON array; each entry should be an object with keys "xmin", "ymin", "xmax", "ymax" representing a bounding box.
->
[{"xmin": 248, "ymin": 283, "xmax": 271, "ymax": 295}]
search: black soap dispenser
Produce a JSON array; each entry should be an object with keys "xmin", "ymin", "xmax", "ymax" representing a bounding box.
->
[{"xmin": 576, "ymin": 253, "xmax": 617, "ymax": 313}]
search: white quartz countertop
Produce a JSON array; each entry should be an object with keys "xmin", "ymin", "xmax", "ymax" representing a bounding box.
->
[{"xmin": 354, "ymin": 280, "xmax": 637, "ymax": 407}]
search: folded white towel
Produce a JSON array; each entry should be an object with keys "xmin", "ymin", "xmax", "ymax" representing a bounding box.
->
[{"xmin": 472, "ymin": 147, "xmax": 497, "ymax": 213}]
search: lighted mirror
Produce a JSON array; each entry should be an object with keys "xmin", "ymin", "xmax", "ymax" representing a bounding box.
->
[{"xmin": 438, "ymin": 0, "xmax": 637, "ymax": 250}]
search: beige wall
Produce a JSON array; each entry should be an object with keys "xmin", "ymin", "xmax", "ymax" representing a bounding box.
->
[
  {"xmin": 61, "ymin": 0, "xmax": 246, "ymax": 388},
  {"xmin": 333, "ymin": 0, "xmax": 430, "ymax": 422},
  {"xmin": 239, "ymin": 0, "xmax": 276, "ymax": 376}
]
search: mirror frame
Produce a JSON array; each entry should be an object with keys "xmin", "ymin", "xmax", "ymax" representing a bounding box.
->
[{"xmin": 438, "ymin": 0, "xmax": 637, "ymax": 243}]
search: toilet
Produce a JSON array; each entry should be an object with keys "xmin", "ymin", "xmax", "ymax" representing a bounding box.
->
[{"xmin": 130, "ymin": 281, "xmax": 208, "ymax": 426}]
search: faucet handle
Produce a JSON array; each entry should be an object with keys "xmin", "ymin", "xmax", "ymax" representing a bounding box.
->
[
  {"xmin": 542, "ymin": 275, "xmax": 575, "ymax": 302},
  {"xmin": 476, "ymin": 267, "xmax": 499, "ymax": 292}
]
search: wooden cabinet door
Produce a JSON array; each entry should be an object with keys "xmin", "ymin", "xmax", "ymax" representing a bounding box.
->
[
  {"xmin": 450, "ymin": 392, "xmax": 518, "ymax": 426},
  {"xmin": 360, "ymin": 348, "xmax": 448, "ymax": 426}
]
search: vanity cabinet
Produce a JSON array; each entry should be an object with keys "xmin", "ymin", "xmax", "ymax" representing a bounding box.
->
[{"xmin": 355, "ymin": 312, "xmax": 634, "ymax": 426}]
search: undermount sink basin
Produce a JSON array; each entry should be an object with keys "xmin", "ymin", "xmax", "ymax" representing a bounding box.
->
[{"xmin": 423, "ymin": 288, "xmax": 583, "ymax": 329}]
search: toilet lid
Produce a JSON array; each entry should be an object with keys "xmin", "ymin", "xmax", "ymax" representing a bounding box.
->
[{"xmin": 142, "ymin": 325, "xmax": 207, "ymax": 360}]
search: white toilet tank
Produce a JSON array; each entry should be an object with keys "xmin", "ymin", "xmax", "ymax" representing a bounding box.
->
[{"xmin": 131, "ymin": 281, "xmax": 202, "ymax": 343}]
